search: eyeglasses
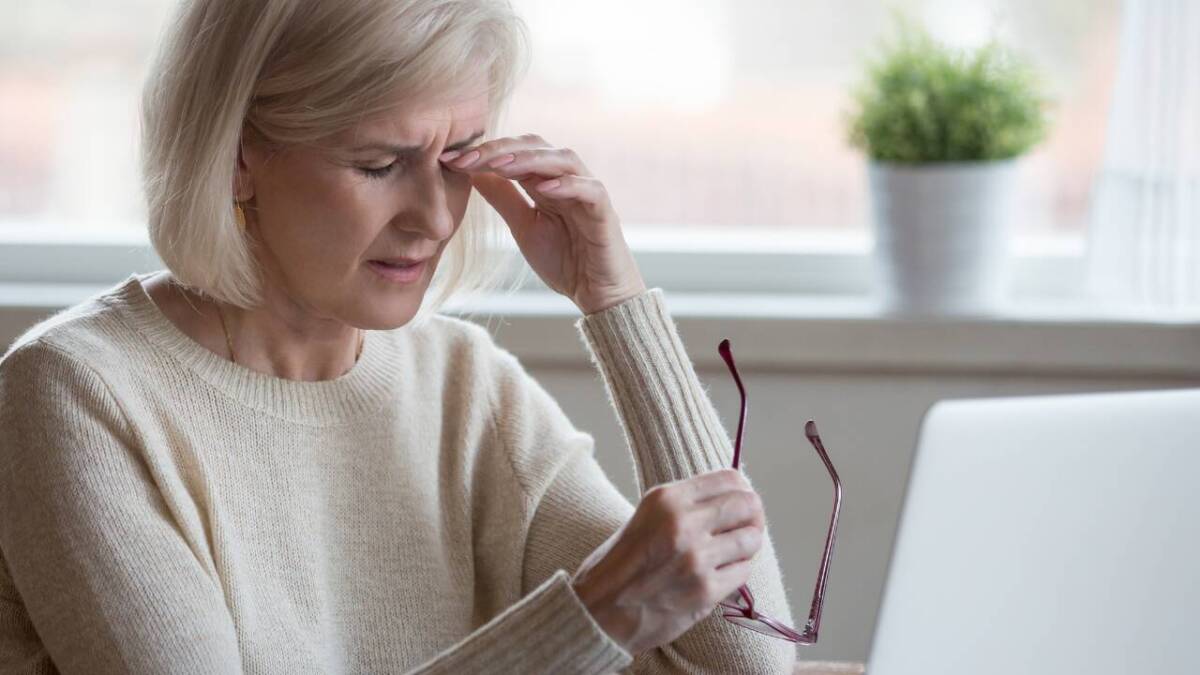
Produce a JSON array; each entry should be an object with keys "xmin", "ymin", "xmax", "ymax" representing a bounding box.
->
[{"xmin": 716, "ymin": 338, "xmax": 843, "ymax": 644}]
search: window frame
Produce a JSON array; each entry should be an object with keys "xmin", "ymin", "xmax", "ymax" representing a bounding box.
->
[{"xmin": 0, "ymin": 223, "xmax": 1086, "ymax": 305}]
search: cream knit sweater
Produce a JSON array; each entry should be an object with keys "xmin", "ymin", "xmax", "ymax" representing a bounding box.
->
[{"xmin": 0, "ymin": 272, "xmax": 795, "ymax": 674}]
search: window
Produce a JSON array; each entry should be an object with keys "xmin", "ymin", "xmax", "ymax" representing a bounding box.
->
[
  {"xmin": 503, "ymin": 0, "xmax": 1118, "ymax": 247},
  {"xmin": 0, "ymin": 0, "xmax": 1119, "ymax": 297},
  {"xmin": 1, "ymin": 0, "xmax": 173, "ymax": 238}
]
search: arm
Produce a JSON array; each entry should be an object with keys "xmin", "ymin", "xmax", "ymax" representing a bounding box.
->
[
  {"xmin": 0, "ymin": 341, "xmax": 242, "ymax": 674},
  {"xmin": 404, "ymin": 569, "xmax": 630, "ymax": 674},
  {"xmin": 511, "ymin": 289, "xmax": 797, "ymax": 674},
  {"xmin": 581, "ymin": 288, "xmax": 796, "ymax": 673}
]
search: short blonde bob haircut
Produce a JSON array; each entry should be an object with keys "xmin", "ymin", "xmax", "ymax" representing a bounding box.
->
[{"xmin": 140, "ymin": 0, "xmax": 529, "ymax": 316}]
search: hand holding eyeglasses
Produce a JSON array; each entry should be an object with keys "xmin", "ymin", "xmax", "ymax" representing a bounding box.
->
[
  {"xmin": 573, "ymin": 338, "xmax": 843, "ymax": 655},
  {"xmin": 570, "ymin": 467, "xmax": 768, "ymax": 655}
]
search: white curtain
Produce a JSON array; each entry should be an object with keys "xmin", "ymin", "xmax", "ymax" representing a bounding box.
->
[{"xmin": 1085, "ymin": 0, "xmax": 1200, "ymax": 313}]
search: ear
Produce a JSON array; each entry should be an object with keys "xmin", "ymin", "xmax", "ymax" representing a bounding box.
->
[{"xmin": 232, "ymin": 134, "xmax": 256, "ymax": 203}]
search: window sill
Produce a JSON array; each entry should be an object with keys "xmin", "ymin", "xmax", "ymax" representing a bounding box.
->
[
  {"xmin": 3, "ymin": 283, "xmax": 1198, "ymax": 379},
  {"xmin": 451, "ymin": 290, "xmax": 1200, "ymax": 378}
]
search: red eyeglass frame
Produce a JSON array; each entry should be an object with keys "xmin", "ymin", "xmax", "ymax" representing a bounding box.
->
[{"xmin": 716, "ymin": 338, "xmax": 843, "ymax": 644}]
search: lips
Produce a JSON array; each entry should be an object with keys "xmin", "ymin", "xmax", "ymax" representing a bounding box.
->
[
  {"xmin": 370, "ymin": 257, "xmax": 427, "ymax": 267},
  {"xmin": 367, "ymin": 258, "xmax": 427, "ymax": 284}
]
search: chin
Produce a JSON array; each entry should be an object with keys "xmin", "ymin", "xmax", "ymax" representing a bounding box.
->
[
  {"xmin": 359, "ymin": 292, "xmax": 428, "ymax": 331},
  {"xmin": 355, "ymin": 257, "xmax": 440, "ymax": 329},
  {"xmin": 359, "ymin": 280, "xmax": 437, "ymax": 330}
]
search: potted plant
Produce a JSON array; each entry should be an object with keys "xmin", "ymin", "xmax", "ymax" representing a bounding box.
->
[{"xmin": 846, "ymin": 20, "xmax": 1048, "ymax": 315}]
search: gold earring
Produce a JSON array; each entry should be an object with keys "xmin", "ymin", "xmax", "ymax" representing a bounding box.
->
[{"xmin": 233, "ymin": 201, "xmax": 246, "ymax": 229}]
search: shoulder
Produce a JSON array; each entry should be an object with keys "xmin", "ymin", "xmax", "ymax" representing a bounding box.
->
[
  {"xmin": 0, "ymin": 337, "xmax": 137, "ymax": 492},
  {"xmin": 0, "ymin": 280, "xmax": 144, "ymax": 451},
  {"xmin": 0, "ymin": 336, "xmax": 129, "ymax": 429},
  {"xmin": 2, "ymin": 277, "xmax": 141, "ymax": 384}
]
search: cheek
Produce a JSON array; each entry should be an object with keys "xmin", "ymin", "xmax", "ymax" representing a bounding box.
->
[{"xmin": 255, "ymin": 173, "xmax": 377, "ymax": 267}]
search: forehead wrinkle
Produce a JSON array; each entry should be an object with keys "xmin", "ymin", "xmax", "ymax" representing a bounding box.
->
[
  {"xmin": 340, "ymin": 90, "xmax": 490, "ymax": 156},
  {"xmin": 349, "ymin": 129, "xmax": 485, "ymax": 158}
]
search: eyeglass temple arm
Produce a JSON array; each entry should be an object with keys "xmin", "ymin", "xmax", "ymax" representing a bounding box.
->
[
  {"xmin": 799, "ymin": 421, "xmax": 843, "ymax": 644},
  {"xmin": 717, "ymin": 340, "xmax": 747, "ymax": 469},
  {"xmin": 720, "ymin": 339, "xmax": 843, "ymax": 645}
]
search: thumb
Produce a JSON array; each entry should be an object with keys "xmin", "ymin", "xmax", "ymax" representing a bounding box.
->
[{"xmin": 472, "ymin": 173, "xmax": 536, "ymax": 235}]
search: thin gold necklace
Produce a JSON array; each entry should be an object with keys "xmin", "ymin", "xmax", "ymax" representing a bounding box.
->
[{"xmin": 214, "ymin": 303, "xmax": 364, "ymax": 366}]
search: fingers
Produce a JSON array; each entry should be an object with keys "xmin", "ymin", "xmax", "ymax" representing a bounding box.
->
[
  {"xmin": 514, "ymin": 174, "xmax": 611, "ymax": 218},
  {"xmin": 697, "ymin": 487, "xmax": 765, "ymax": 535},
  {"xmin": 470, "ymin": 172, "xmax": 536, "ymax": 231},
  {"xmin": 440, "ymin": 133, "xmax": 592, "ymax": 178},
  {"xmin": 712, "ymin": 560, "xmax": 754, "ymax": 602},
  {"xmin": 486, "ymin": 147, "xmax": 593, "ymax": 181},
  {"xmin": 674, "ymin": 468, "xmax": 751, "ymax": 505},
  {"xmin": 640, "ymin": 469, "xmax": 765, "ymax": 567},
  {"xmin": 709, "ymin": 525, "xmax": 764, "ymax": 567},
  {"xmin": 443, "ymin": 133, "xmax": 611, "ymax": 227}
]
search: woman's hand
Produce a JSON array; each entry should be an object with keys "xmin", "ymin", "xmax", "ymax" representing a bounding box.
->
[
  {"xmin": 439, "ymin": 134, "xmax": 646, "ymax": 315},
  {"xmin": 569, "ymin": 469, "xmax": 767, "ymax": 655}
]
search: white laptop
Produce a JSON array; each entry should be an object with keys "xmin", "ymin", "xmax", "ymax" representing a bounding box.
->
[{"xmin": 867, "ymin": 388, "xmax": 1200, "ymax": 675}]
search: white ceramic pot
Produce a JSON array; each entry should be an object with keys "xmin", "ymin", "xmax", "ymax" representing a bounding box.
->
[{"xmin": 868, "ymin": 159, "xmax": 1018, "ymax": 316}]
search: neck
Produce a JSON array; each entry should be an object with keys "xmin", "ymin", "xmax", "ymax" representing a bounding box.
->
[
  {"xmin": 170, "ymin": 277, "xmax": 364, "ymax": 382},
  {"xmin": 217, "ymin": 302, "xmax": 364, "ymax": 381}
]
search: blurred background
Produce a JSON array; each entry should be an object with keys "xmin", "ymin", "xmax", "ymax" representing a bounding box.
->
[
  {"xmin": 2, "ymin": 0, "xmax": 1198, "ymax": 666},
  {"xmin": 0, "ymin": 0, "xmax": 1116, "ymax": 244}
]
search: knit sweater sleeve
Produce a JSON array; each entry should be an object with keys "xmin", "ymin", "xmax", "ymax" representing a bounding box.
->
[
  {"xmin": 0, "ymin": 340, "xmax": 242, "ymax": 674},
  {"xmin": 572, "ymin": 289, "xmax": 797, "ymax": 672},
  {"xmin": 503, "ymin": 289, "xmax": 798, "ymax": 674}
]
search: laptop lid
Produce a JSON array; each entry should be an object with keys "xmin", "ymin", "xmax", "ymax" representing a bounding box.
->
[{"xmin": 867, "ymin": 388, "xmax": 1200, "ymax": 674}]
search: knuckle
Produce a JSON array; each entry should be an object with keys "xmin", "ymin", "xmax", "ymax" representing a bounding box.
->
[
  {"xmin": 741, "ymin": 526, "xmax": 763, "ymax": 553},
  {"xmin": 643, "ymin": 483, "xmax": 667, "ymax": 503},
  {"xmin": 521, "ymin": 132, "xmax": 547, "ymax": 145},
  {"xmin": 645, "ymin": 484, "xmax": 676, "ymax": 511},
  {"xmin": 724, "ymin": 493, "xmax": 751, "ymax": 523},
  {"xmin": 715, "ymin": 468, "xmax": 745, "ymax": 489},
  {"xmin": 741, "ymin": 489, "xmax": 763, "ymax": 516}
]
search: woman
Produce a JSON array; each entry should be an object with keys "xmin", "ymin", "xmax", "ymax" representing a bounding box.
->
[{"xmin": 0, "ymin": 0, "xmax": 795, "ymax": 672}]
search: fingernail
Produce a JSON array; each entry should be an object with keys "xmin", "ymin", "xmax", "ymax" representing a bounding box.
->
[
  {"xmin": 439, "ymin": 150, "xmax": 462, "ymax": 162},
  {"xmin": 452, "ymin": 150, "xmax": 480, "ymax": 167},
  {"xmin": 488, "ymin": 153, "xmax": 515, "ymax": 168},
  {"xmin": 536, "ymin": 178, "xmax": 561, "ymax": 192}
]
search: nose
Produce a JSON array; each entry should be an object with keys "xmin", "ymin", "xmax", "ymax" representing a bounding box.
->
[{"xmin": 399, "ymin": 163, "xmax": 457, "ymax": 242}]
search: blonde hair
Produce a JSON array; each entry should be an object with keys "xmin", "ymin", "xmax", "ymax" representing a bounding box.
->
[{"xmin": 140, "ymin": 0, "xmax": 529, "ymax": 317}]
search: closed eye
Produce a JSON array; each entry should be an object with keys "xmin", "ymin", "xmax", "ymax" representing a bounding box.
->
[
  {"xmin": 359, "ymin": 162, "xmax": 398, "ymax": 180},
  {"xmin": 358, "ymin": 158, "xmax": 457, "ymax": 180}
]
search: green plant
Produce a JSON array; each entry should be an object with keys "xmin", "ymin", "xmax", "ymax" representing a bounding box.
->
[{"xmin": 846, "ymin": 18, "xmax": 1049, "ymax": 163}]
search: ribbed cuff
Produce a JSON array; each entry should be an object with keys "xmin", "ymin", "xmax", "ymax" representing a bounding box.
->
[
  {"xmin": 576, "ymin": 288, "xmax": 734, "ymax": 492},
  {"xmin": 421, "ymin": 570, "xmax": 631, "ymax": 674}
]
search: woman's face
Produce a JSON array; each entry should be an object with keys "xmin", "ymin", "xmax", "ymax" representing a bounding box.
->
[{"xmin": 236, "ymin": 87, "xmax": 491, "ymax": 330}]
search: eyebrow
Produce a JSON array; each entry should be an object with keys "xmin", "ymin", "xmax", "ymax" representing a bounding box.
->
[{"xmin": 350, "ymin": 130, "xmax": 486, "ymax": 156}]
